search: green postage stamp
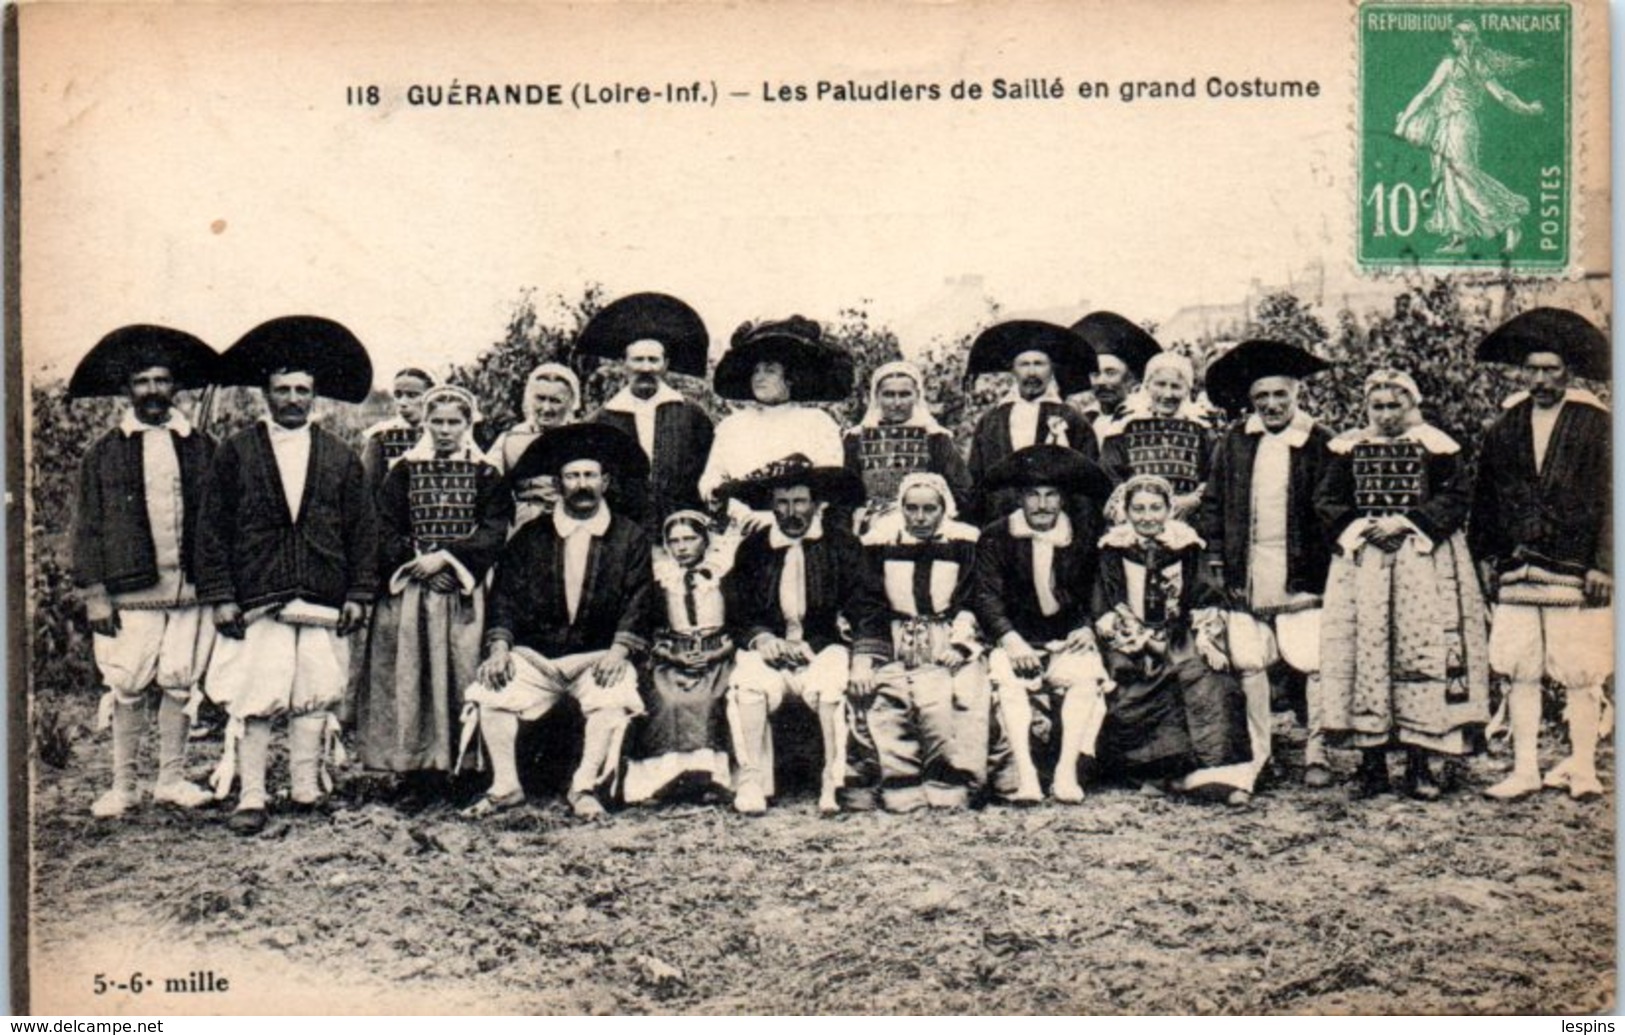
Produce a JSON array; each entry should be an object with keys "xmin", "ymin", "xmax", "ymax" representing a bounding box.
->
[{"xmin": 1358, "ymin": 4, "xmax": 1571, "ymax": 270}]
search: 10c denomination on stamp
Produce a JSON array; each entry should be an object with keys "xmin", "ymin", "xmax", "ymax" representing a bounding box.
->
[{"xmin": 1358, "ymin": 4, "xmax": 1570, "ymax": 270}]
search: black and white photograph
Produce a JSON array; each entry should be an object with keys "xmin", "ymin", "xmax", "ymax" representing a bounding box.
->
[{"xmin": 10, "ymin": 0, "xmax": 1617, "ymax": 1016}]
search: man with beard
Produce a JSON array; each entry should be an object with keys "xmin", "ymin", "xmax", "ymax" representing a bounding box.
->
[
  {"xmin": 1070, "ymin": 311, "xmax": 1163, "ymax": 442},
  {"xmin": 721, "ymin": 455, "xmax": 877, "ymax": 815},
  {"xmin": 196, "ymin": 317, "xmax": 377, "ymax": 835},
  {"xmin": 583, "ymin": 293, "xmax": 716, "ymax": 528},
  {"xmin": 460, "ymin": 424, "xmax": 654, "ymax": 819},
  {"xmin": 972, "ymin": 445, "xmax": 1115, "ymax": 803},
  {"xmin": 69, "ymin": 325, "xmax": 221, "ymax": 817},
  {"xmin": 1198, "ymin": 340, "xmax": 1333, "ymax": 791},
  {"xmin": 1470, "ymin": 309, "xmax": 1613, "ymax": 801},
  {"xmin": 964, "ymin": 321, "xmax": 1100, "ymax": 523}
]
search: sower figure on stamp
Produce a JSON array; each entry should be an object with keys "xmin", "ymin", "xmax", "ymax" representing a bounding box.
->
[
  {"xmin": 196, "ymin": 317, "xmax": 378, "ymax": 836},
  {"xmin": 1070, "ymin": 310, "xmax": 1163, "ymax": 445},
  {"xmin": 1470, "ymin": 309, "xmax": 1613, "ymax": 801},
  {"xmin": 69, "ymin": 325, "xmax": 221, "ymax": 818},
  {"xmin": 857, "ymin": 472, "xmax": 987, "ymax": 812},
  {"xmin": 844, "ymin": 360, "xmax": 972, "ymax": 538},
  {"xmin": 972, "ymin": 445, "xmax": 1115, "ymax": 804},
  {"xmin": 581, "ymin": 292, "xmax": 716, "ymax": 531},
  {"xmin": 719, "ymin": 456, "xmax": 873, "ymax": 815},
  {"xmin": 1198, "ymin": 340, "xmax": 1334, "ymax": 791},
  {"xmin": 699, "ymin": 316, "xmax": 852, "ymax": 531},
  {"xmin": 459, "ymin": 424, "xmax": 654, "ymax": 819},
  {"xmin": 964, "ymin": 320, "xmax": 1100, "ymax": 524}
]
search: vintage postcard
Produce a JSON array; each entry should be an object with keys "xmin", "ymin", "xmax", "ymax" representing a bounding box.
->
[{"xmin": 11, "ymin": 0, "xmax": 1615, "ymax": 1017}]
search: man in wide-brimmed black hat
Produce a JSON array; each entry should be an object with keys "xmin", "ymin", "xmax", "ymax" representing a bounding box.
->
[
  {"xmin": 1197, "ymin": 339, "xmax": 1333, "ymax": 793},
  {"xmin": 698, "ymin": 316, "xmax": 851, "ymax": 524},
  {"xmin": 718, "ymin": 454, "xmax": 882, "ymax": 815},
  {"xmin": 1469, "ymin": 308, "xmax": 1613, "ymax": 802},
  {"xmin": 964, "ymin": 320, "xmax": 1100, "ymax": 522},
  {"xmin": 460, "ymin": 423, "xmax": 655, "ymax": 819},
  {"xmin": 583, "ymin": 293, "xmax": 716, "ymax": 526},
  {"xmin": 1070, "ymin": 311, "xmax": 1163, "ymax": 440},
  {"xmin": 971, "ymin": 445, "xmax": 1114, "ymax": 804},
  {"xmin": 69, "ymin": 325, "xmax": 221, "ymax": 818},
  {"xmin": 195, "ymin": 315, "xmax": 378, "ymax": 835}
]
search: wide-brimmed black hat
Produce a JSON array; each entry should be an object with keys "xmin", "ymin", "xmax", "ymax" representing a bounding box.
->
[
  {"xmin": 714, "ymin": 453, "xmax": 865, "ymax": 510},
  {"xmin": 966, "ymin": 321, "xmax": 1098, "ymax": 396},
  {"xmin": 219, "ymin": 316, "xmax": 373, "ymax": 403},
  {"xmin": 577, "ymin": 292, "xmax": 710, "ymax": 378},
  {"xmin": 1203, "ymin": 339, "xmax": 1329, "ymax": 414},
  {"xmin": 1476, "ymin": 307, "xmax": 1611, "ymax": 381},
  {"xmin": 712, "ymin": 316, "xmax": 855, "ymax": 403},
  {"xmin": 1069, "ymin": 312, "xmax": 1161, "ymax": 381},
  {"xmin": 69, "ymin": 325, "xmax": 219, "ymax": 399},
  {"xmin": 508, "ymin": 422, "xmax": 651, "ymax": 484},
  {"xmin": 981, "ymin": 444, "xmax": 1114, "ymax": 501}
]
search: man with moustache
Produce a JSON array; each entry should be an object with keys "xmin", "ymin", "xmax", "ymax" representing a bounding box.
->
[
  {"xmin": 1069, "ymin": 311, "xmax": 1163, "ymax": 442},
  {"xmin": 69, "ymin": 325, "xmax": 221, "ymax": 817},
  {"xmin": 1198, "ymin": 340, "xmax": 1333, "ymax": 791},
  {"xmin": 964, "ymin": 321, "xmax": 1100, "ymax": 523},
  {"xmin": 582, "ymin": 293, "xmax": 716, "ymax": 527},
  {"xmin": 459, "ymin": 424, "xmax": 654, "ymax": 819},
  {"xmin": 972, "ymin": 445, "xmax": 1115, "ymax": 803},
  {"xmin": 720, "ymin": 455, "xmax": 875, "ymax": 815},
  {"xmin": 196, "ymin": 317, "xmax": 378, "ymax": 835},
  {"xmin": 1470, "ymin": 309, "xmax": 1613, "ymax": 802}
]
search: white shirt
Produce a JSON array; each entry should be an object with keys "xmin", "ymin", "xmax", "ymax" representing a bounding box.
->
[
  {"xmin": 1005, "ymin": 382, "xmax": 1065, "ymax": 452},
  {"xmin": 1530, "ymin": 400, "xmax": 1564, "ymax": 475},
  {"xmin": 603, "ymin": 381, "xmax": 685, "ymax": 460},
  {"xmin": 264, "ymin": 419, "xmax": 313, "ymax": 523},
  {"xmin": 698, "ymin": 404, "xmax": 845, "ymax": 501},
  {"xmin": 112, "ymin": 408, "xmax": 193, "ymax": 604},
  {"xmin": 553, "ymin": 504, "xmax": 612, "ymax": 624}
]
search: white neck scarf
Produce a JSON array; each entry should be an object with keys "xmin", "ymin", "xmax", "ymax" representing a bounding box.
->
[
  {"xmin": 553, "ymin": 504, "xmax": 612, "ymax": 623},
  {"xmin": 120, "ymin": 407, "xmax": 194, "ymax": 438},
  {"xmin": 770, "ymin": 509, "xmax": 825, "ymax": 641},
  {"xmin": 605, "ymin": 380, "xmax": 684, "ymax": 458},
  {"xmin": 1010, "ymin": 510, "xmax": 1073, "ymax": 617}
]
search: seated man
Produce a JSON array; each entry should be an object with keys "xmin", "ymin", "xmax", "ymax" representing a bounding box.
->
[
  {"xmin": 972, "ymin": 445, "xmax": 1114, "ymax": 803},
  {"xmin": 720, "ymin": 456, "xmax": 874, "ymax": 814},
  {"xmin": 855, "ymin": 472, "xmax": 987, "ymax": 811},
  {"xmin": 460, "ymin": 424, "xmax": 654, "ymax": 819}
]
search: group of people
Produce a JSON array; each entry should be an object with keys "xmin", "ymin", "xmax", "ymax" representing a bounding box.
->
[{"xmin": 66, "ymin": 295, "xmax": 1614, "ymax": 834}]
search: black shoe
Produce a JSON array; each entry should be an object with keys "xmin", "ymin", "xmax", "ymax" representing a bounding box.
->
[
  {"xmin": 1351, "ymin": 751, "xmax": 1391, "ymax": 800},
  {"xmin": 227, "ymin": 808, "xmax": 267, "ymax": 836},
  {"xmin": 1403, "ymin": 751, "xmax": 1442, "ymax": 802}
]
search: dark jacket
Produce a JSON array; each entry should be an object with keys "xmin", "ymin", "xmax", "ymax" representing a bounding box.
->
[
  {"xmin": 858, "ymin": 522, "xmax": 980, "ymax": 663},
  {"xmin": 972, "ymin": 511, "xmax": 1100, "ymax": 646},
  {"xmin": 593, "ymin": 397, "xmax": 714, "ymax": 523},
  {"xmin": 194, "ymin": 423, "xmax": 378, "ymax": 610},
  {"xmin": 485, "ymin": 509, "xmax": 653, "ymax": 657},
  {"xmin": 1469, "ymin": 395, "xmax": 1612, "ymax": 578},
  {"xmin": 724, "ymin": 518, "xmax": 873, "ymax": 655},
  {"xmin": 1198, "ymin": 413, "xmax": 1334, "ymax": 600},
  {"xmin": 966, "ymin": 399, "xmax": 1100, "ymax": 523},
  {"xmin": 843, "ymin": 425, "xmax": 974, "ymax": 518},
  {"xmin": 72, "ymin": 424, "xmax": 216, "ymax": 594}
]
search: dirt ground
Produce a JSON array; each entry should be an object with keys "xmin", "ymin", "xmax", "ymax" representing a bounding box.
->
[{"xmin": 25, "ymin": 693, "xmax": 1617, "ymax": 1017}]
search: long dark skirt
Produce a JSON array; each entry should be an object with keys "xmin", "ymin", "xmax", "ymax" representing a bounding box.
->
[{"xmin": 1098, "ymin": 648, "xmax": 1250, "ymax": 779}]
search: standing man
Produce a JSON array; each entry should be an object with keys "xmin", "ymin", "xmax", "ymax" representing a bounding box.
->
[
  {"xmin": 1070, "ymin": 311, "xmax": 1162, "ymax": 442},
  {"xmin": 196, "ymin": 316, "xmax": 378, "ymax": 835},
  {"xmin": 582, "ymin": 292, "xmax": 716, "ymax": 527},
  {"xmin": 721, "ymin": 456, "xmax": 875, "ymax": 815},
  {"xmin": 460, "ymin": 424, "xmax": 654, "ymax": 819},
  {"xmin": 964, "ymin": 320, "xmax": 1100, "ymax": 522},
  {"xmin": 1470, "ymin": 308, "xmax": 1613, "ymax": 801},
  {"xmin": 699, "ymin": 317, "xmax": 852, "ymax": 521},
  {"xmin": 972, "ymin": 445, "xmax": 1115, "ymax": 803},
  {"xmin": 1198, "ymin": 340, "xmax": 1333, "ymax": 790},
  {"xmin": 69, "ymin": 325, "xmax": 221, "ymax": 817}
]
